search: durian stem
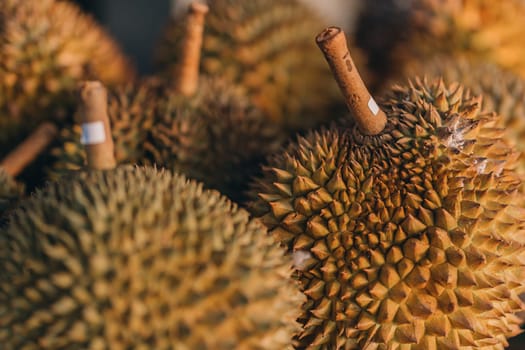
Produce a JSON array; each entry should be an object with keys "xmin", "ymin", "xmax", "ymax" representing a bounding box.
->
[
  {"xmin": 79, "ymin": 81, "xmax": 116, "ymax": 170},
  {"xmin": 0, "ymin": 122, "xmax": 58, "ymax": 177},
  {"xmin": 175, "ymin": 2, "xmax": 209, "ymax": 96},
  {"xmin": 316, "ymin": 27, "xmax": 387, "ymax": 135}
]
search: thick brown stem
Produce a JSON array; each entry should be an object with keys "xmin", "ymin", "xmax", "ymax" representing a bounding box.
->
[
  {"xmin": 0, "ymin": 122, "xmax": 58, "ymax": 177},
  {"xmin": 316, "ymin": 27, "xmax": 387, "ymax": 135},
  {"xmin": 175, "ymin": 2, "xmax": 209, "ymax": 96},
  {"xmin": 78, "ymin": 81, "xmax": 116, "ymax": 170}
]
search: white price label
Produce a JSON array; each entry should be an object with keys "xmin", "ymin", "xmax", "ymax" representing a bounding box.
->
[{"xmin": 80, "ymin": 121, "xmax": 106, "ymax": 145}]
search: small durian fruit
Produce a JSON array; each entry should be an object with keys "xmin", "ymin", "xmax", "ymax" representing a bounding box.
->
[
  {"xmin": 357, "ymin": 0, "xmax": 525, "ymax": 85},
  {"xmin": 249, "ymin": 27, "xmax": 525, "ymax": 349},
  {"xmin": 48, "ymin": 79, "xmax": 161, "ymax": 180},
  {"xmin": 147, "ymin": 3, "xmax": 284, "ymax": 200},
  {"xmin": 0, "ymin": 122, "xmax": 57, "ymax": 219},
  {"xmin": 407, "ymin": 57, "xmax": 525, "ymax": 176},
  {"xmin": 156, "ymin": 0, "xmax": 363, "ymax": 131},
  {"xmin": 0, "ymin": 166, "xmax": 304, "ymax": 349},
  {"xmin": 0, "ymin": 0, "xmax": 134, "ymax": 151}
]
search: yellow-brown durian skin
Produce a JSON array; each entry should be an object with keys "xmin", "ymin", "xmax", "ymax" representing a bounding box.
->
[
  {"xmin": 407, "ymin": 57, "xmax": 525, "ymax": 177},
  {"xmin": 145, "ymin": 77, "xmax": 285, "ymax": 200},
  {"xmin": 356, "ymin": 0, "xmax": 525, "ymax": 89},
  {"xmin": 249, "ymin": 79, "xmax": 525, "ymax": 349},
  {"xmin": 0, "ymin": 166, "xmax": 303, "ymax": 349},
  {"xmin": 0, "ymin": 168, "xmax": 24, "ymax": 222},
  {"xmin": 156, "ymin": 0, "xmax": 352, "ymax": 131},
  {"xmin": 409, "ymin": 0, "xmax": 525, "ymax": 78},
  {"xmin": 48, "ymin": 80, "xmax": 160, "ymax": 180},
  {"xmin": 0, "ymin": 0, "xmax": 134, "ymax": 151}
]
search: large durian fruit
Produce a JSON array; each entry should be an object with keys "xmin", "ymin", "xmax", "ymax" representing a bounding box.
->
[
  {"xmin": 156, "ymin": 0, "xmax": 362, "ymax": 131},
  {"xmin": 48, "ymin": 80, "xmax": 161, "ymax": 180},
  {"xmin": 249, "ymin": 28, "xmax": 525, "ymax": 349},
  {"xmin": 0, "ymin": 166, "xmax": 303, "ymax": 349},
  {"xmin": 0, "ymin": 168, "xmax": 24, "ymax": 222},
  {"xmin": 146, "ymin": 77, "xmax": 285, "ymax": 200},
  {"xmin": 406, "ymin": 57, "xmax": 525, "ymax": 176},
  {"xmin": 0, "ymin": 0, "xmax": 134, "ymax": 152},
  {"xmin": 356, "ymin": 0, "xmax": 525, "ymax": 87}
]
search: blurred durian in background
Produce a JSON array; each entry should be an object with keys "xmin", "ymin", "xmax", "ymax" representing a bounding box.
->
[
  {"xmin": 0, "ymin": 0, "xmax": 134, "ymax": 153},
  {"xmin": 356, "ymin": 0, "xmax": 525, "ymax": 89}
]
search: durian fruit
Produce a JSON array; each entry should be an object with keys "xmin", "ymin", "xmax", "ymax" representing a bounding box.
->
[
  {"xmin": 0, "ymin": 168, "xmax": 24, "ymax": 221},
  {"xmin": 249, "ymin": 27, "xmax": 525, "ymax": 349},
  {"xmin": 148, "ymin": 3, "xmax": 285, "ymax": 201},
  {"xmin": 156, "ymin": 0, "xmax": 364, "ymax": 131},
  {"xmin": 0, "ymin": 165, "xmax": 304, "ymax": 349},
  {"xmin": 409, "ymin": 0, "xmax": 525, "ymax": 78},
  {"xmin": 406, "ymin": 57, "xmax": 525, "ymax": 176},
  {"xmin": 146, "ymin": 77, "xmax": 284, "ymax": 200},
  {"xmin": 356, "ymin": 0, "xmax": 525, "ymax": 86},
  {"xmin": 48, "ymin": 79, "xmax": 161, "ymax": 180},
  {"xmin": 0, "ymin": 0, "xmax": 134, "ymax": 152}
]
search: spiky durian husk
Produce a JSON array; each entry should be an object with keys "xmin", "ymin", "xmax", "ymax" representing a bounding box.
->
[
  {"xmin": 249, "ymin": 79, "xmax": 525, "ymax": 349},
  {"xmin": 156, "ymin": 0, "xmax": 361, "ymax": 131},
  {"xmin": 145, "ymin": 77, "xmax": 285, "ymax": 200},
  {"xmin": 0, "ymin": 168, "xmax": 24, "ymax": 221},
  {"xmin": 407, "ymin": 57, "xmax": 525, "ymax": 177},
  {"xmin": 48, "ymin": 80, "xmax": 160, "ymax": 180},
  {"xmin": 0, "ymin": 166, "xmax": 303, "ymax": 349},
  {"xmin": 0, "ymin": 0, "xmax": 134, "ymax": 153},
  {"xmin": 356, "ymin": 0, "xmax": 525, "ymax": 89}
]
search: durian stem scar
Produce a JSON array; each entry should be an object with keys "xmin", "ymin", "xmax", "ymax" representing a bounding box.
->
[
  {"xmin": 175, "ymin": 2, "xmax": 209, "ymax": 96},
  {"xmin": 316, "ymin": 26, "xmax": 387, "ymax": 135},
  {"xmin": 0, "ymin": 122, "xmax": 58, "ymax": 177},
  {"xmin": 79, "ymin": 81, "xmax": 116, "ymax": 170}
]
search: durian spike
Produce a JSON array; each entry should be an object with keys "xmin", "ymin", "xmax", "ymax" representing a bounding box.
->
[
  {"xmin": 0, "ymin": 122, "xmax": 58, "ymax": 177},
  {"xmin": 175, "ymin": 2, "xmax": 209, "ymax": 96},
  {"xmin": 78, "ymin": 81, "xmax": 116, "ymax": 170},
  {"xmin": 316, "ymin": 26, "xmax": 387, "ymax": 135}
]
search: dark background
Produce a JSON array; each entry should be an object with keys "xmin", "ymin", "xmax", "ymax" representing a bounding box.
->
[
  {"xmin": 73, "ymin": 0, "xmax": 172, "ymax": 74},
  {"xmin": 71, "ymin": 1, "xmax": 525, "ymax": 348}
]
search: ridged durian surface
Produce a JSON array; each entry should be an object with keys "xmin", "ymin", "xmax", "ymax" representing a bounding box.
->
[
  {"xmin": 156, "ymin": 0, "xmax": 351, "ymax": 131},
  {"xmin": 0, "ymin": 0, "xmax": 134, "ymax": 152},
  {"xmin": 0, "ymin": 166, "xmax": 303, "ymax": 349},
  {"xmin": 249, "ymin": 79, "xmax": 525, "ymax": 349},
  {"xmin": 407, "ymin": 57, "xmax": 525, "ymax": 176},
  {"xmin": 48, "ymin": 81, "xmax": 160, "ymax": 180},
  {"xmin": 0, "ymin": 168, "xmax": 24, "ymax": 221},
  {"xmin": 146, "ymin": 77, "xmax": 285, "ymax": 200}
]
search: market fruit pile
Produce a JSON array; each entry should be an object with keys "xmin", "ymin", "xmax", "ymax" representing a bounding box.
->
[{"xmin": 1, "ymin": 0, "xmax": 525, "ymax": 349}]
